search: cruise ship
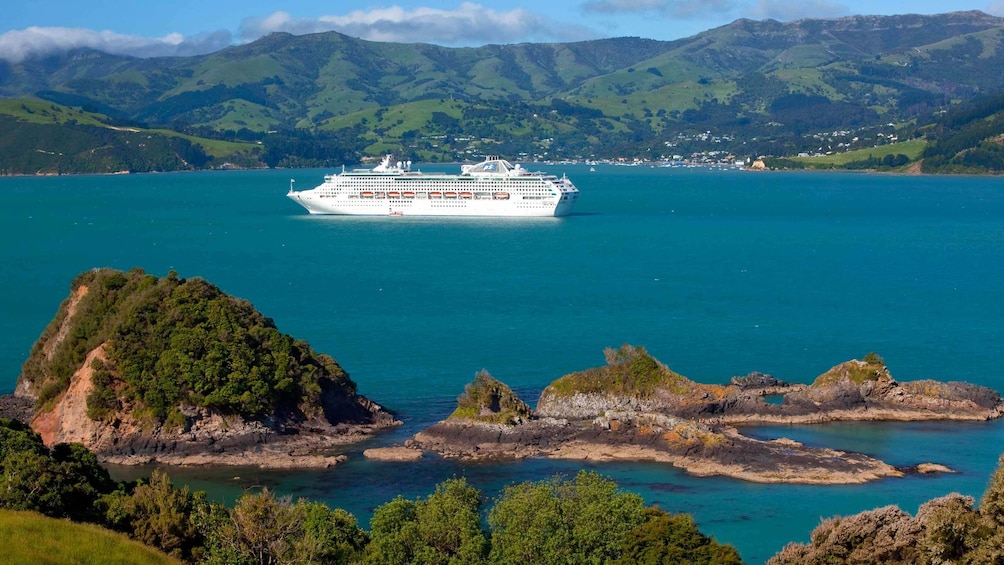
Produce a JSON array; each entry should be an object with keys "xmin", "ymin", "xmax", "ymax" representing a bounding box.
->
[{"xmin": 286, "ymin": 155, "xmax": 579, "ymax": 217}]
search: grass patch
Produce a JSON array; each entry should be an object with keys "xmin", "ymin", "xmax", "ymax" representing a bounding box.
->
[
  {"xmin": 545, "ymin": 345, "xmax": 693, "ymax": 399},
  {"xmin": 449, "ymin": 369, "xmax": 532, "ymax": 425},
  {"xmin": 794, "ymin": 139, "xmax": 927, "ymax": 166},
  {"xmin": 0, "ymin": 98, "xmax": 110, "ymax": 127},
  {"xmin": 811, "ymin": 354, "xmax": 888, "ymax": 387},
  {"xmin": 0, "ymin": 509, "xmax": 181, "ymax": 565}
]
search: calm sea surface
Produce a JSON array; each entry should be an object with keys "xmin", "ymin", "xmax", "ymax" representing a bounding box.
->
[{"xmin": 2, "ymin": 165, "xmax": 1003, "ymax": 563}]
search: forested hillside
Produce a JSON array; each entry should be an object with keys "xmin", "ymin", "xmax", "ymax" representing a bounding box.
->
[{"xmin": 2, "ymin": 11, "xmax": 1004, "ymax": 172}]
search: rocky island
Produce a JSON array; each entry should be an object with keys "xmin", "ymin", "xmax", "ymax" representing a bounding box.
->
[
  {"xmin": 411, "ymin": 345, "xmax": 1003, "ymax": 484},
  {"xmin": 7, "ymin": 268, "xmax": 399, "ymax": 468}
]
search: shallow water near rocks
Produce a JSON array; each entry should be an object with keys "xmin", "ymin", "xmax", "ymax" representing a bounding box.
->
[{"xmin": 3, "ymin": 164, "xmax": 1004, "ymax": 563}]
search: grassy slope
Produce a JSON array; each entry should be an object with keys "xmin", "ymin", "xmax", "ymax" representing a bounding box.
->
[
  {"xmin": 0, "ymin": 510, "xmax": 181, "ymax": 565},
  {"xmin": 0, "ymin": 98, "xmax": 257, "ymax": 159},
  {"xmin": 793, "ymin": 139, "xmax": 927, "ymax": 166}
]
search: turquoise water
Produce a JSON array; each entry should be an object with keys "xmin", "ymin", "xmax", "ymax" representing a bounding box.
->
[{"xmin": 3, "ymin": 165, "xmax": 1004, "ymax": 563}]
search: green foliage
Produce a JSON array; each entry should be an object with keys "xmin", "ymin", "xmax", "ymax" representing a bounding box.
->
[
  {"xmin": 862, "ymin": 352, "xmax": 885, "ymax": 366},
  {"xmin": 5, "ymin": 14, "xmax": 1004, "ymax": 166},
  {"xmin": 811, "ymin": 355, "xmax": 888, "ymax": 387},
  {"xmin": 22, "ymin": 268, "xmax": 355, "ymax": 425},
  {"xmin": 488, "ymin": 470, "xmax": 648, "ymax": 565},
  {"xmin": 0, "ymin": 419, "xmax": 115, "ymax": 522},
  {"xmin": 0, "ymin": 509, "xmax": 182, "ymax": 565},
  {"xmin": 613, "ymin": 508, "xmax": 743, "ymax": 565},
  {"xmin": 922, "ymin": 91, "xmax": 1004, "ymax": 174},
  {"xmin": 769, "ymin": 454, "xmax": 1004, "ymax": 564},
  {"xmin": 450, "ymin": 370, "xmax": 533, "ymax": 425},
  {"xmin": 367, "ymin": 478, "xmax": 488, "ymax": 564},
  {"xmin": 0, "ymin": 427, "xmax": 739, "ymax": 565},
  {"xmin": 100, "ymin": 470, "xmax": 208, "ymax": 561},
  {"xmin": 201, "ymin": 488, "xmax": 369, "ymax": 565},
  {"xmin": 545, "ymin": 344, "xmax": 692, "ymax": 398}
]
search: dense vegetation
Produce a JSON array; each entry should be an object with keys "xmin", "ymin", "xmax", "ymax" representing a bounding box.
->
[
  {"xmin": 769, "ymin": 455, "xmax": 1004, "ymax": 564},
  {"xmin": 0, "ymin": 418, "xmax": 742, "ymax": 564},
  {"xmin": 544, "ymin": 344, "xmax": 693, "ymax": 398},
  {"xmin": 449, "ymin": 370, "xmax": 533, "ymax": 425},
  {"xmin": 919, "ymin": 90, "xmax": 1004, "ymax": 173},
  {"xmin": 3, "ymin": 12, "xmax": 1004, "ymax": 171},
  {"xmin": 21, "ymin": 268, "xmax": 354, "ymax": 427},
  {"xmin": 810, "ymin": 353, "xmax": 888, "ymax": 387}
]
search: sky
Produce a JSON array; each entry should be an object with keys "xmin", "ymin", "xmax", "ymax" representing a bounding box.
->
[{"xmin": 2, "ymin": 0, "xmax": 1004, "ymax": 63}]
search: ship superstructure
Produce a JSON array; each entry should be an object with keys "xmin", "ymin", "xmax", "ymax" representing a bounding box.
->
[{"xmin": 287, "ymin": 155, "xmax": 579, "ymax": 217}]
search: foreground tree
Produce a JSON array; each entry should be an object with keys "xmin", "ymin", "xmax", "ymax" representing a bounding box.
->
[
  {"xmin": 201, "ymin": 488, "xmax": 367, "ymax": 565},
  {"xmin": 769, "ymin": 455, "xmax": 1004, "ymax": 564},
  {"xmin": 488, "ymin": 470, "xmax": 740, "ymax": 564},
  {"xmin": 366, "ymin": 477, "xmax": 487, "ymax": 564},
  {"xmin": 0, "ymin": 418, "xmax": 114, "ymax": 522},
  {"xmin": 101, "ymin": 470, "xmax": 208, "ymax": 561}
]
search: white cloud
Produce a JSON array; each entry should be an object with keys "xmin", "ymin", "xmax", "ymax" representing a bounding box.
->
[
  {"xmin": 239, "ymin": 3, "xmax": 597, "ymax": 45},
  {"xmin": 987, "ymin": 0, "xmax": 1004, "ymax": 16},
  {"xmin": 0, "ymin": 26, "xmax": 232, "ymax": 63}
]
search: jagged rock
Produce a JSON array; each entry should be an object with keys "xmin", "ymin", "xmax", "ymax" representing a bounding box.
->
[
  {"xmin": 730, "ymin": 371, "xmax": 789, "ymax": 389},
  {"xmin": 0, "ymin": 394, "xmax": 34, "ymax": 423},
  {"xmin": 413, "ymin": 346, "xmax": 1003, "ymax": 484}
]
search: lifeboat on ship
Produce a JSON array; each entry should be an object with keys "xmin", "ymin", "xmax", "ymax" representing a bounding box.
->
[
  {"xmin": 430, "ymin": 191, "xmax": 443, "ymax": 199},
  {"xmin": 459, "ymin": 192, "xmax": 473, "ymax": 199},
  {"xmin": 388, "ymin": 191, "xmax": 401, "ymax": 199},
  {"xmin": 444, "ymin": 192, "xmax": 458, "ymax": 199},
  {"xmin": 361, "ymin": 191, "xmax": 374, "ymax": 198},
  {"xmin": 403, "ymin": 191, "xmax": 415, "ymax": 198},
  {"xmin": 493, "ymin": 192, "xmax": 510, "ymax": 200}
]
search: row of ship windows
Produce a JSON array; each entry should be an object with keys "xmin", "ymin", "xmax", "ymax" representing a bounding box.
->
[{"xmin": 316, "ymin": 191, "xmax": 553, "ymax": 201}]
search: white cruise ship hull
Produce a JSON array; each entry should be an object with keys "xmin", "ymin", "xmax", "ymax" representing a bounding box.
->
[
  {"xmin": 286, "ymin": 157, "xmax": 579, "ymax": 218},
  {"xmin": 288, "ymin": 192, "xmax": 576, "ymax": 217}
]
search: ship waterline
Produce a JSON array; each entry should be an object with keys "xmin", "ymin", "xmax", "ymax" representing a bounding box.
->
[{"xmin": 287, "ymin": 156, "xmax": 579, "ymax": 217}]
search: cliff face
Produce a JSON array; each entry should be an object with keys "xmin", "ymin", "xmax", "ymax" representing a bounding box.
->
[{"xmin": 15, "ymin": 268, "xmax": 398, "ymax": 467}]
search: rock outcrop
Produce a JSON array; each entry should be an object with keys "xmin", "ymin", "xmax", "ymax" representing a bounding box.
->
[
  {"xmin": 14, "ymin": 268, "xmax": 399, "ymax": 468},
  {"xmin": 412, "ymin": 345, "xmax": 1003, "ymax": 484}
]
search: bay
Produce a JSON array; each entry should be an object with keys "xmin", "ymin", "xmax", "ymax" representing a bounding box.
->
[{"xmin": 2, "ymin": 164, "xmax": 1003, "ymax": 563}]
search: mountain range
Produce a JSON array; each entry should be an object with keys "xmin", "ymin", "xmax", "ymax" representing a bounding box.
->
[{"xmin": 1, "ymin": 10, "xmax": 1004, "ymax": 172}]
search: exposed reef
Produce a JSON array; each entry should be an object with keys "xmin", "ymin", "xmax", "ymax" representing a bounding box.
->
[
  {"xmin": 13, "ymin": 268, "xmax": 399, "ymax": 468},
  {"xmin": 412, "ymin": 346, "xmax": 1002, "ymax": 484}
]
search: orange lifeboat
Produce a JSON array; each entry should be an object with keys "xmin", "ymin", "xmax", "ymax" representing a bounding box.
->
[
  {"xmin": 459, "ymin": 191, "xmax": 473, "ymax": 199},
  {"xmin": 430, "ymin": 191, "xmax": 443, "ymax": 199},
  {"xmin": 493, "ymin": 192, "xmax": 510, "ymax": 200},
  {"xmin": 388, "ymin": 191, "xmax": 401, "ymax": 198}
]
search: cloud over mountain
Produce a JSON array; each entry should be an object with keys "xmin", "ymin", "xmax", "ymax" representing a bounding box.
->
[
  {"xmin": 239, "ymin": 3, "xmax": 597, "ymax": 45},
  {"xmin": 0, "ymin": 27, "xmax": 232, "ymax": 63}
]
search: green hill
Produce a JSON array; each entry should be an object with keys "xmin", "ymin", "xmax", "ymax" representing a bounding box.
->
[
  {"xmin": 0, "ymin": 510, "xmax": 181, "ymax": 565},
  {"xmin": 0, "ymin": 99, "xmax": 262, "ymax": 174},
  {"xmin": 3, "ymin": 11, "xmax": 1004, "ymax": 169}
]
